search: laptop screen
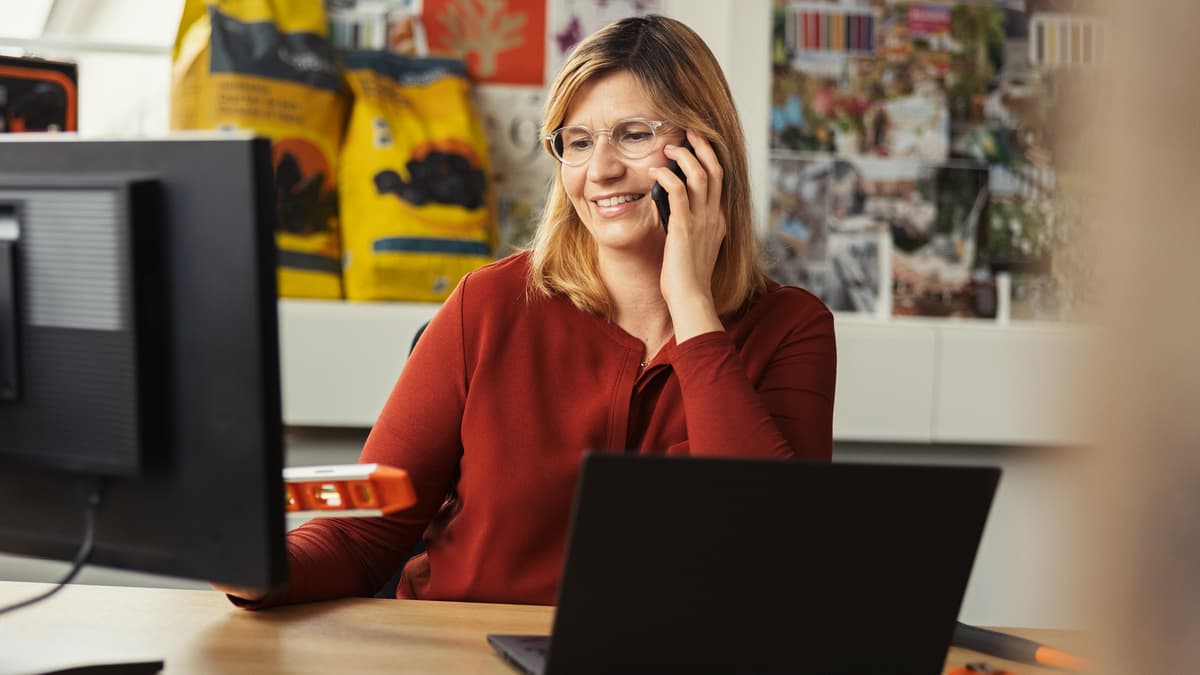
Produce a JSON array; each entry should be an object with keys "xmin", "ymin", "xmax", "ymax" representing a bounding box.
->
[{"xmin": 537, "ymin": 454, "xmax": 999, "ymax": 675}]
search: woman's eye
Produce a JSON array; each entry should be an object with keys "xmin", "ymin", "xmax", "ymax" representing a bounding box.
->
[
  {"xmin": 621, "ymin": 132, "xmax": 653, "ymax": 143},
  {"xmin": 567, "ymin": 137, "xmax": 594, "ymax": 151}
]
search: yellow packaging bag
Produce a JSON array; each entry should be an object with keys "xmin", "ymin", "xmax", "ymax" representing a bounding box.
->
[
  {"xmin": 339, "ymin": 52, "xmax": 496, "ymax": 302},
  {"xmin": 171, "ymin": 0, "xmax": 348, "ymax": 299}
]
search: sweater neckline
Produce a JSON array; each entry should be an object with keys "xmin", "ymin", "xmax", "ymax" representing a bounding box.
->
[{"xmin": 577, "ymin": 303, "xmax": 678, "ymax": 368}]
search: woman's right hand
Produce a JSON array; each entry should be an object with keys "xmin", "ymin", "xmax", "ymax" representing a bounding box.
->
[
  {"xmin": 655, "ymin": 129, "xmax": 727, "ymax": 344},
  {"xmin": 210, "ymin": 582, "xmax": 269, "ymax": 603}
]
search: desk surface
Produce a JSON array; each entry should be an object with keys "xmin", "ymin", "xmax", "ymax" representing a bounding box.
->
[{"xmin": 0, "ymin": 581, "xmax": 1083, "ymax": 674}]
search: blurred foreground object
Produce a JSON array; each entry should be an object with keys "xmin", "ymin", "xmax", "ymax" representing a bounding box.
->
[{"xmin": 1087, "ymin": 2, "xmax": 1200, "ymax": 673}]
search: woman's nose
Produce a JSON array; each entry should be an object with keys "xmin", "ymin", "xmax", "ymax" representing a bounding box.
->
[{"xmin": 586, "ymin": 136, "xmax": 625, "ymax": 180}]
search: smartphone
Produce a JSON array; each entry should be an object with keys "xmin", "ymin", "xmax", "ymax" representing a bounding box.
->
[{"xmin": 650, "ymin": 139, "xmax": 694, "ymax": 232}]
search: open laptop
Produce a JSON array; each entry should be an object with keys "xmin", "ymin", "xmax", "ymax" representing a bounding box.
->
[{"xmin": 488, "ymin": 453, "xmax": 999, "ymax": 675}]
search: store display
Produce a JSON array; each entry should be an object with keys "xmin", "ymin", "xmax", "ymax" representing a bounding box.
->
[
  {"xmin": 326, "ymin": 0, "xmax": 428, "ymax": 54},
  {"xmin": 171, "ymin": 0, "xmax": 350, "ymax": 299},
  {"xmin": 339, "ymin": 52, "xmax": 496, "ymax": 302}
]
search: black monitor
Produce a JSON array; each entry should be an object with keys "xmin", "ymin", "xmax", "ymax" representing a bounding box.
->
[{"xmin": 0, "ymin": 135, "xmax": 286, "ymax": 590}]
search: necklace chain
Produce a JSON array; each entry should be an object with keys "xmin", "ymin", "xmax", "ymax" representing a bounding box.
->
[
  {"xmin": 641, "ymin": 340, "xmax": 665, "ymax": 369},
  {"xmin": 638, "ymin": 333, "xmax": 671, "ymax": 370}
]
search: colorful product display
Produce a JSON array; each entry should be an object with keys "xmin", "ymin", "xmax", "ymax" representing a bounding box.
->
[
  {"xmin": 339, "ymin": 52, "xmax": 496, "ymax": 302},
  {"xmin": 785, "ymin": 3, "xmax": 876, "ymax": 53},
  {"xmin": 172, "ymin": 0, "xmax": 350, "ymax": 299}
]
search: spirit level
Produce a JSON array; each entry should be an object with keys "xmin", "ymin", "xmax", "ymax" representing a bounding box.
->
[{"xmin": 283, "ymin": 464, "xmax": 416, "ymax": 518}]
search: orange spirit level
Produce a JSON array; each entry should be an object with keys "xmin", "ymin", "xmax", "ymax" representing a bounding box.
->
[{"xmin": 283, "ymin": 464, "xmax": 416, "ymax": 518}]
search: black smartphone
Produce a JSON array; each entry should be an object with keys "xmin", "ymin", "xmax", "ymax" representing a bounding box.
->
[{"xmin": 650, "ymin": 139, "xmax": 694, "ymax": 232}]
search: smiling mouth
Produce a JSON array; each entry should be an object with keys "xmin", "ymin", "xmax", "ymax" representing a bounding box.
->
[{"xmin": 594, "ymin": 194, "xmax": 645, "ymax": 208}]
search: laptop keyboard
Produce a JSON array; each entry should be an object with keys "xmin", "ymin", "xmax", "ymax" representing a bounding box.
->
[{"xmin": 513, "ymin": 636, "xmax": 549, "ymax": 656}]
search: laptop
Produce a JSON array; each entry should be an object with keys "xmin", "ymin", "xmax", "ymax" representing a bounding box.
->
[{"xmin": 488, "ymin": 453, "xmax": 999, "ymax": 675}]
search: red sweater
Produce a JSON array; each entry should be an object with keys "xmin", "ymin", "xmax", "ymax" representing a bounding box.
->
[{"xmin": 270, "ymin": 252, "xmax": 835, "ymax": 607}]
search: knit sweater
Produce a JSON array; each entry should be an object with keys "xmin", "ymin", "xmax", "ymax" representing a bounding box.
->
[{"xmin": 262, "ymin": 252, "xmax": 835, "ymax": 607}]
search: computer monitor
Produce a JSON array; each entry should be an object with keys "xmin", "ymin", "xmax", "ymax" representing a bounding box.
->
[{"xmin": 0, "ymin": 135, "xmax": 287, "ymax": 590}]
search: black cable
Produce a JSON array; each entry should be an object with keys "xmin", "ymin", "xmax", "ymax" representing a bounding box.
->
[{"xmin": 0, "ymin": 477, "xmax": 104, "ymax": 617}]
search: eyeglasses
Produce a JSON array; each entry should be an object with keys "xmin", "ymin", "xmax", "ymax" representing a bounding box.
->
[{"xmin": 545, "ymin": 118, "xmax": 670, "ymax": 166}]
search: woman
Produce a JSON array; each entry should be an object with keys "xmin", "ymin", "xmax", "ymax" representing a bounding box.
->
[{"xmin": 222, "ymin": 14, "xmax": 835, "ymax": 607}]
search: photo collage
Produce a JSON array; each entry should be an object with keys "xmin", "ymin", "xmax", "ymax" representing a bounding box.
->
[{"xmin": 769, "ymin": 0, "xmax": 1100, "ymax": 320}]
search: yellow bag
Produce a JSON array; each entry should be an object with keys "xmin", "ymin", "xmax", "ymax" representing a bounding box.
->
[
  {"xmin": 339, "ymin": 52, "xmax": 496, "ymax": 302},
  {"xmin": 171, "ymin": 0, "xmax": 349, "ymax": 299}
]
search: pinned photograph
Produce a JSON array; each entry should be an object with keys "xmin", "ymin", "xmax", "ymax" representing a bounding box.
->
[
  {"xmin": 545, "ymin": 0, "xmax": 663, "ymax": 85},
  {"xmin": 766, "ymin": 153, "xmax": 887, "ymax": 315},
  {"xmin": 472, "ymin": 85, "xmax": 554, "ymax": 253},
  {"xmin": 890, "ymin": 161, "xmax": 995, "ymax": 319},
  {"xmin": 423, "ymin": 0, "xmax": 547, "ymax": 85}
]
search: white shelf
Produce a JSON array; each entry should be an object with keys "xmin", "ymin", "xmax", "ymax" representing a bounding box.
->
[
  {"xmin": 279, "ymin": 299, "xmax": 440, "ymax": 427},
  {"xmin": 278, "ymin": 300, "xmax": 1093, "ymax": 446},
  {"xmin": 933, "ymin": 322, "xmax": 1092, "ymax": 446},
  {"xmin": 831, "ymin": 318, "xmax": 937, "ymax": 442}
]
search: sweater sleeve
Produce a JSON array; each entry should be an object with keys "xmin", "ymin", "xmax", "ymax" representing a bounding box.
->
[
  {"xmin": 244, "ymin": 277, "xmax": 472, "ymax": 608},
  {"xmin": 669, "ymin": 302, "xmax": 836, "ymax": 461}
]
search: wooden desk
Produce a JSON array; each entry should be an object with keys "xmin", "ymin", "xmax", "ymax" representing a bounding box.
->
[{"xmin": 0, "ymin": 582, "xmax": 1082, "ymax": 674}]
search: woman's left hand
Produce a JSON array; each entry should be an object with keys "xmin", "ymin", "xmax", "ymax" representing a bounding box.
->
[{"xmin": 652, "ymin": 129, "xmax": 727, "ymax": 342}]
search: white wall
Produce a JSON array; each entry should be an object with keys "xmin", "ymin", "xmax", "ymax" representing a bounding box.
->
[{"xmin": 667, "ymin": 0, "xmax": 772, "ymax": 233}]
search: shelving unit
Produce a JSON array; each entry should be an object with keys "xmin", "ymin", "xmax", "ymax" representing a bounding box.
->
[{"xmin": 279, "ymin": 299, "xmax": 1092, "ymax": 446}]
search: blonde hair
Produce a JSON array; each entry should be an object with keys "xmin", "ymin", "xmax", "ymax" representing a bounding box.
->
[{"xmin": 527, "ymin": 15, "xmax": 766, "ymax": 317}]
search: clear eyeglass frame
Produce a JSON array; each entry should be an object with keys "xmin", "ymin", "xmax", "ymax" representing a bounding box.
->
[{"xmin": 544, "ymin": 118, "xmax": 670, "ymax": 166}]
